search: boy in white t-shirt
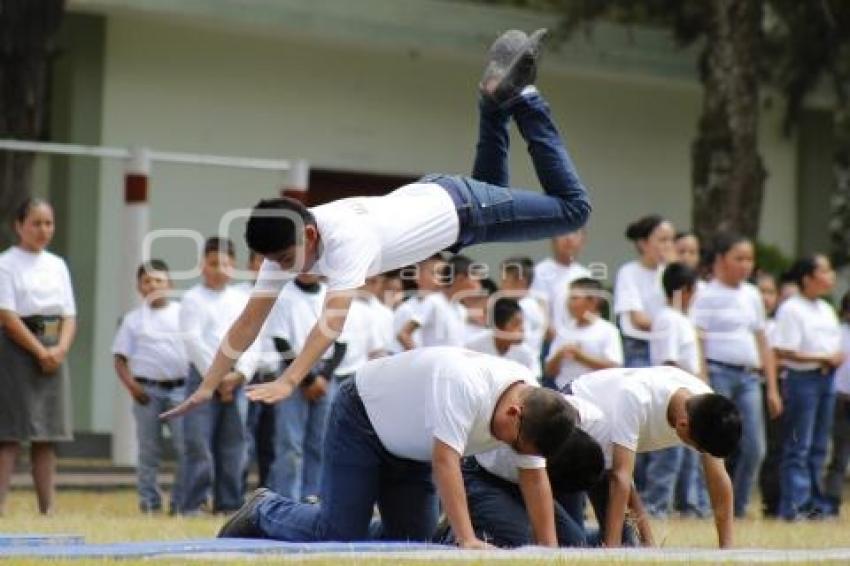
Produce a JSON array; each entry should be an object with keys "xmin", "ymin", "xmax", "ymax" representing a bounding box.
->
[
  {"xmin": 218, "ymin": 347, "xmax": 579, "ymax": 549},
  {"xmin": 500, "ymin": 256, "xmax": 548, "ymax": 358},
  {"xmin": 545, "ymin": 278, "xmax": 623, "ymax": 391},
  {"xmin": 571, "ymin": 366, "xmax": 740, "ymax": 548},
  {"xmin": 643, "ymin": 262, "xmax": 707, "ymax": 518},
  {"xmin": 112, "ymin": 260, "xmax": 188, "ymax": 514},
  {"xmin": 465, "ymin": 297, "xmax": 541, "ymax": 378},
  {"xmin": 165, "ymin": 29, "xmax": 593, "ymax": 418},
  {"xmin": 392, "ymin": 254, "xmax": 447, "ymax": 352},
  {"xmin": 398, "ymin": 255, "xmax": 480, "ymax": 349},
  {"xmin": 530, "ymin": 231, "xmax": 591, "ymax": 338}
]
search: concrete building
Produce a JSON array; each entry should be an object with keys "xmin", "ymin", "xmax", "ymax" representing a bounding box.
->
[{"xmin": 27, "ymin": 0, "xmax": 831, "ymax": 439}]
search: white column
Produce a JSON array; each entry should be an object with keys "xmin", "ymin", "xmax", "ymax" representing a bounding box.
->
[
  {"xmin": 111, "ymin": 146, "xmax": 151, "ymax": 466},
  {"xmin": 280, "ymin": 158, "xmax": 310, "ymax": 202}
]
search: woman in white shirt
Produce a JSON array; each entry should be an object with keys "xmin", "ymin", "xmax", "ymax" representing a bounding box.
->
[
  {"xmin": 691, "ymin": 233, "xmax": 778, "ymax": 518},
  {"xmin": 614, "ymin": 215, "xmax": 675, "ymax": 369},
  {"xmin": 773, "ymin": 255, "xmax": 843, "ymax": 520},
  {"xmin": 0, "ymin": 199, "xmax": 77, "ymax": 515}
]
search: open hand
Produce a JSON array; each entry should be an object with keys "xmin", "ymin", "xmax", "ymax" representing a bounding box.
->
[
  {"xmin": 246, "ymin": 377, "xmax": 296, "ymax": 404},
  {"xmin": 160, "ymin": 385, "xmax": 214, "ymax": 420}
]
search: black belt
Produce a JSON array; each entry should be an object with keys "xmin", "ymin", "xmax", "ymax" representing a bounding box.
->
[
  {"xmin": 22, "ymin": 315, "xmax": 61, "ymax": 336},
  {"xmin": 707, "ymin": 359, "xmax": 761, "ymax": 375},
  {"xmin": 135, "ymin": 377, "xmax": 186, "ymax": 389}
]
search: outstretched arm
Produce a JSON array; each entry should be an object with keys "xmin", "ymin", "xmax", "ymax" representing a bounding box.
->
[
  {"xmin": 161, "ymin": 292, "xmax": 277, "ymax": 419},
  {"xmin": 703, "ymin": 453, "xmax": 734, "ymax": 548},
  {"xmin": 432, "ymin": 440, "xmax": 492, "ymax": 550},
  {"xmin": 604, "ymin": 444, "xmax": 636, "ymax": 547},
  {"xmin": 247, "ymin": 291, "xmax": 353, "ymax": 404},
  {"xmin": 518, "ymin": 467, "xmax": 557, "ymax": 547}
]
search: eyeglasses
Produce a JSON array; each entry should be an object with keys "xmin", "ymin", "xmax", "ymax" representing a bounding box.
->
[{"xmin": 510, "ymin": 412, "xmax": 524, "ymax": 453}]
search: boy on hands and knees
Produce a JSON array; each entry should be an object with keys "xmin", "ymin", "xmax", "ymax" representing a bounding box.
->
[
  {"xmin": 570, "ymin": 366, "xmax": 741, "ymax": 548},
  {"xmin": 112, "ymin": 260, "xmax": 188, "ymax": 514},
  {"xmin": 217, "ymin": 347, "xmax": 577, "ymax": 549},
  {"xmin": 163, "ymin": 27, "xmax": 592, "ymax": 417}
]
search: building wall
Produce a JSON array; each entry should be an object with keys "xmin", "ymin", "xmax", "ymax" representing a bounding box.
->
[{"xmin": 69, "ymin": 12, "xmax": 799, "ymax": 432}]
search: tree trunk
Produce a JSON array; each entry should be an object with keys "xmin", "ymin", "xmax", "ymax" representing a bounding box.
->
[
  {"xmin": 692, "ymin": 0, "xmax": 766, "ymax": 244},
  {"xmin": 0, "ymin": 0, "xmax": 64, "ymax": 247}
]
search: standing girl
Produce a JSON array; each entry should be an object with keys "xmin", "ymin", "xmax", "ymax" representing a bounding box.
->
[{"xmin": 0, "ymin": 199, "xmax": 76, "ymax": 515}]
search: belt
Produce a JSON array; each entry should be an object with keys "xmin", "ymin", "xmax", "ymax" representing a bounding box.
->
[
  {"xmin": 135, "ymin": 377, "xmax": 186, "ymax": 389},
  {"xmin": 22, "ymin": 315, "xmax": 61, "ymax": 337},
  {"xmin": 419, "ymin": 173, "xmax": 473, "ymax": 252},
  {"xmin": 707, "ymin": 359, "xmax": 761, "ymax": 375}
]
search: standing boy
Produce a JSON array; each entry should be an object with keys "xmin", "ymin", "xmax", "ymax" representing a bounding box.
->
[
  {"xmin": 465, "ymin": 297, "xmax": 541, "ymax": 377},
  {"xmin": 112, "ymin": 260, "xmax": 188, "ymax": 514},
  {"xmin": 500, "ymin": 256, "xmax": 547, "ymax": 358}
]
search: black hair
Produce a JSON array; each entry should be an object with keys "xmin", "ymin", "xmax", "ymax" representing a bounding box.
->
[
  {"xmin": 786, "ymin": 254, "xmax": 827, "ymax": 290},
  {"xmin": 625, "ymin": 214, "xmax": 666, "ymax": 242},
  {"xmin": 710, "ymin": 232, "xmax": 752, "ymax": 262},
  {"xmin": 493, "ymin": 297, "xmax": 522, "ymax": 329},
  {"xmin": 136, "ymin": 259, "xmax": 170, "ymax": 280},
  {"xmin": 841, "ymin": 291, "xmax": 850, "ymax": 317},
  {"xmin": 687, "ymin": 394, "xmax": 742, "ymax": 458},
  {"xmin": 674, "ymin": 230, "xmax": 697, "ymax": 242},
  {"xmin": 480, "ymin": 278, "xmax": 498, "ymax": 296},
  {"xmin": 570, "ymin": 277, "xmax": 603, "ymax": 292},
  {"xmin": 546, "ymin": 428, "xmax": 606, "ymax": 493},
  {"xmin": 244, "ymin": 198, "xmax": 316, "ymax": 254},
  {"xmin": 521, "ymin": 388, "xmax": 578, "ymax": 458},
  {"xmin": 15, "ymin": 197, "xmax": 51, "ymax": 223},
  {"xmin": 662, "ymin": 262, "xmax": 697, "ymax": 299},
  {"xmin": 204, "ymin": 236, "xmax": 236, "ymax": 258},
  {"xmin": 443, "ymin": 254, "xmax": 477, "ymax": 284},
  {"xmin": 501, "ymin": 256, "xmax": 535, "ymax": 285}
]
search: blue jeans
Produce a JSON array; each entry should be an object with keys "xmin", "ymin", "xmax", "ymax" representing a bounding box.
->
[
  {"xmin": 180, "ymin": 366, "xmax": 248, "ymax": 513},
  {"xmin": 132, "ymin": 381, "xmax": 186, "ymax": 512},
  {"xmin": 255, "ymin": 380, "xmax": 438, "ymax": 541},
  {"xmin": 558, "ymin": 473, "xmax": 638, "ymax": 546},
  {"xmin": 779, "ymin": 369, "xmax": 836, "ymax": 520},
  {"xmin": 267, "ymin": 377, "xmax": 336, "ymax": 500},
  {"xmin": 676, "ymin": 447, "xmax": 710, "ymax": 517},
  {"xmin": 457, "ymin": 458, "xmax": 586, "ymax": 547},
  {"xmin": 430, "ymin": 91, "xmax": 590, "ymax": 249},
  {"xmin": 708, "ymin": 361, "xmax": 766, "ymax": 517},
  {"xmin": 642, "ymin": 446, "xmax": 684, "ymax": 517},
  {"xmin": 824, "ymin": 395, "xmax": 850, "ymax": 513}
]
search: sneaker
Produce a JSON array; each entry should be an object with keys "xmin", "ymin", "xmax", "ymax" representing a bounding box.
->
[
  {"xmin": 479, "ymin": 28, "xmax": 548, "ymax": 106},
  {"xmin": 217, "ymin": 488, "xmax": 272, "ymax": 539}
]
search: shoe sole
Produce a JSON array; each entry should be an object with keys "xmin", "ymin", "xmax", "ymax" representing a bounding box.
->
[
  {"xmin": 217, "ymin": 488, "xmax": 270, "ymax": 538},
  {"xmin": 482, "ymin": 28, "xmax": 548, "ymax": 103}
]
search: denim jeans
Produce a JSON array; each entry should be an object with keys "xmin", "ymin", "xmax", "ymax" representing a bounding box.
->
[
  {"xmin": 824, "ymin": 394, "xmax": 850, "ymax": 513},
  {"xmin": 180, "ymin": 365, "xmax": 249, "ymax": 513},
  {"xmin": 676, "ymin": 447, "xmax": 710, "ymax": 517},
  {"xmin": 267, "ymin": 377, "xmax": 336, "ymax": 500},
  {"xmin": 708, "ymin": 361, "xmax": 766, "ymax": 517},
  {"xmin": 245, "ymin": 372, "xmax": 278, "ymax": 489},
  {"xmin": 255, "ymin": 380, "xmax": 438, "ymax": 541},
  {"xmin": 759, "ymin": 380, "xmax": 785, "ymax": 517},
  {"xmin": 429, "ymin": 90, "xmax": 590, "ymax": 249},
  {"xmin": 778, "ymin": 369, "xmax": 836, "ymax": 520},
  {"xmin": 642, "ymin": 446, "xmax": 684, "ymax": 517},
  {"xmin": 558, "ymin": 472, "xmax": 638, "ymax": 546},
  {"xmin": 132, "ymin": 381, "xmax": 186, "ymax": 512},
  {"xmin": 455, "ymin": 458, "xmax": 586, "ymax": 547}
]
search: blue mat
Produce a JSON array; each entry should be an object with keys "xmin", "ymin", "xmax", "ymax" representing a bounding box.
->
[
  {"xmin": 0, "ymin": 538, "xmax": 454, "ymax": 559},
  {"xmin": 0, "ymin": 534, "xmax": 85, "ymax": 547}
]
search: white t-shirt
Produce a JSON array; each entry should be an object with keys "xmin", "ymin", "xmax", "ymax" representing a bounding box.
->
[
  {"xmin": 773, "ymin": 295, "xmax": 841, "ymax": 372},
  {"xmin": 650, "ymin": 306, "xmax": 701, "ymax": 376},
  {"xmin": 368, "ymin": 295, "xmax": 395, "ymax": 355},
  {"xmin": 179, "ymin": 284, "xmax": 253, "ymax": 376},
  {"xmin": 264, "ymin": 280, "xmax": 328, "ymax": 364},
  {"xmin": 254, "ymin": 183, "xmax": 458, "ymax": 292},
  {"xmin": 691, "ymin": 280, "xmax": 765, "ymax": 368},
  {"xmin": 571, "ymin": 366, "xmax": 712, "ymax": 453},
  {"xmin": 614, "ymin": 260, "xmax": 666, "ymax": 341},
  {"xmin": 531, "ymin": 259, "xmax": 591, "ymax": 333},
  {"xmin": 834, "ymin": 324, "xmax": 850, "ymax": 395},
  {"xmin": 355, "ymin": 347, "xmax": 544, "ymax": 470},
  {"xmin": 0, "ymin": 246, "xmax": 76, "ymax": 317},
  {"xmin": 411, "ymin": 292, "xmax": 467, "ymax": 347},
  {"xmin": 547, "ymin": 317, "xmax": 624, "ymax": 390},
  {"xmin": 465, "ymin": 330, "xmax": 541, "ymax": 378},
  {"xmin": 476, "ymin": 393, "xmax": 612, "ymax": 482},
  {"xmin": 393, "ymin": 295, "xmax": 423, "ymax": 352},
  {"xmin": 233, "ymin": 280, "xmax": 279, "ymax": 374},
  {"xmin": 112, "ymin": 302, "xmax": 188, "ymax": 381},
  {"xmin": 519, "ymin": 295, "xmax": 547, "ymax": 356},
  {"xmin": 337, "ymin": 297, "xmax": 386, "ymax": 375}
]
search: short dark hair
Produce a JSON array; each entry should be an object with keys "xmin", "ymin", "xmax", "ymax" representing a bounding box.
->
[
  {"xmin": 625, "ymin": 214, "xmax": 666, "ymax": 242},
  {"xmin": 493, "ymin": 297, "xmax": 522, "ymax": 329},
  {"xmin": 501, "ymin": 256, "xmax": 535, "ymax": 285},
  {"xmin": 15, "ymin": 197, "xmax": 51, "ymax": 223},
  {"xmin": 786, "ymin": 254, "xmax": 827, "ymax": 290},
  {"xmin": 443, "ymin": 254, "xmax": 476, "ymax": 284},
  {"xmin": 546, "ymin": 428, "xmax": 605, "ymax": 493},
  {"xmin": 710, "ymin": 232, "xmax": 751, "ymax": 262},
  {"xmin": 521, "ymin": 388, "xmax": 578, "ymax": 457},
  {"xmin": 204, "ymin": 237, "xmax": 236, "ymax": 258},
  {"xmin": 674, "ymin": 230, "xmax": 697, "ymax": 243},
  {"xmin": 662, "ymin": 262, "xmax": 697, "ymax": 299},
  {"xmin": 136, "ymin": 259, "xmax": 170, "ymax": 280},
  {"xmin": 570, "ymin": 277, "xmax": 602, "ymax": 292},
  {"xmin": 244, "ymin": 198, "xmax": 316, "ymax": 254},
  {"xmin": 841, "ymin": 291, "xmax": 850, "ymax": 317},
  {"xmin": 687, "ymin": 394, "xmax": 742, "ymax": 458}
]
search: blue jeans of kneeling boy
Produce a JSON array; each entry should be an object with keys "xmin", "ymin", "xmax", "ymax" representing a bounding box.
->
[
  {"xmin": 708, "ymin": 361, "xmax": 765, "ymax": 518},
  {"xmin": 255, "ymin": 379, "xmax": 439, "ymax": 541},
  {"xmin": 779, "ymin": 368, "xmax": 836, "ymax": 520},
  {"xmin": 133, "ymin": 380, "xmax": 187, "ymax": 513}
]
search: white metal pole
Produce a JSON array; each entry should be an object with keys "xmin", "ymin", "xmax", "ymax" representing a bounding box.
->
[
  {"xmin": 111, "ymin": 146, "xmax": 152, "ymax": 467},
  {"xmin": 280, "ymin": 159, "xmax": 310, "ymax": 202}
]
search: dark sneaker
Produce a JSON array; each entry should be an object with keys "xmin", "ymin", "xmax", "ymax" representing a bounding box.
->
[
  {"xmin": 217, "ymin": 488, "xmax": 272, "ymax": 539},
  {"xmin": 479, "ymin": 28, "xmax": 548, "ymax": 106}
]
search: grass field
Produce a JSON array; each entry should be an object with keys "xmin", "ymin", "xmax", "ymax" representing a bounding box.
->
[{"xmin": 3, "ymin": 489, "xmax": 850, "ymax": 564}]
